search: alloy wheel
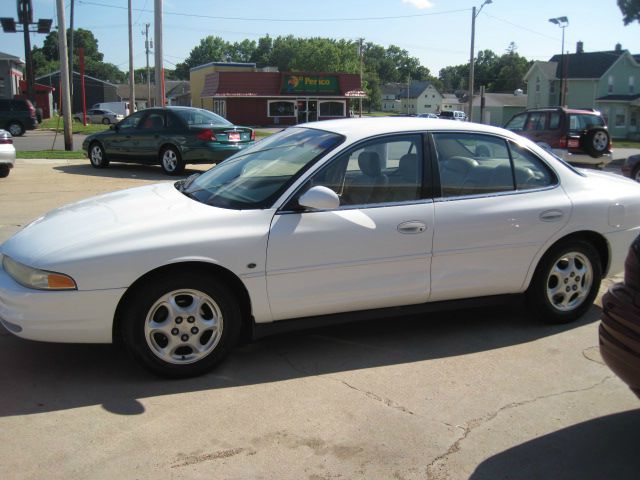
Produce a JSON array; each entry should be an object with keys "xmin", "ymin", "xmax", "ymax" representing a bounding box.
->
[
  {"xmin": 545, "ymin": 252, "xmax": 593, "ymax": 312},
  {"xmin": 144, "ymin": 288, "xmax": 224, "ymax": 365}
]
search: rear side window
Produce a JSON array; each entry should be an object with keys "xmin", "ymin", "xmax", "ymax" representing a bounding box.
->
[
  {"xmin": 434, "ymin": 133, "xmax": 513, "ymax": 197},
  {"xmin": 508, "ymin": 141, "xmax": 557, "ymax": 190},
  {"xmin": 549, "ymin": 112, "xmax": 561, "ymax": 129},
  {"xmin": 568, "ymin": 114, "xmax": 605, "ymax": 133}
]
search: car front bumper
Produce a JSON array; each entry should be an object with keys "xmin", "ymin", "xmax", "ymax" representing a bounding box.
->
[{"xmin": 0, "ymin": 265, "xmax": 125, "ymax": 343}]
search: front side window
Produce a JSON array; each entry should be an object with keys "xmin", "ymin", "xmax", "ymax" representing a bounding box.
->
[
  {"xmin": 524, "ymin": 112, "xmax": 546, "ymax": 131},
  {"xmin": 118, "ymin": 111, "xmax": 144, "ymax": 130},
  {"xmin": 299, "ymin": 134, "xmax": 425, "ymax": 207},
  {"xmin": 181, "ymin": 127, "xmax": 344, "ymax": 209},
  {"xmin": 434, "ymin": 133, "xmax": 513, "ymax": 197},
  {"xmin": 141, "ymin": 112, "xmax": 165, "ymax": 130},
  {"xmin": 505, "ymin": 113, "xmax": 526, "ymax": 131}
]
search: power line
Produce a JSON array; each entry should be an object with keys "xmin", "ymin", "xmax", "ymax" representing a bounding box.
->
[
  {"xmin": 78, "ymin": 1, "xmax": 468, "ymax": 22},
  {"xmin": 482, "ymin": 13, "xmax": 559, "ymax": 42}
]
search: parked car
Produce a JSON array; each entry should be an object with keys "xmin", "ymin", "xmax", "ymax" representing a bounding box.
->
[
  {"xmin": 439, "ymin": 110, "xmax": 467, "ymax": 121},
  {"xmin": 417, "ymin": 113, "xmax": 439, "ymax": 119},
  {"xmin": 82, "ymin": 107, "xmax": 255, "ymax": 175},
  {"xmin": 91, "ymin": 101, "xmax": 132, "ymax": 117},
  {"xmin": 74, "ymin": 109, "xmax": 124, "ymax": 125},
  {"xmin": 2, "ymin": 118, "xmax": 640, "ymax": 377},
  {"xmin": 0, "ymin": 129, "xmax": 16, "ymax": 178},
  {"xmin": 504, "ymin": 107, "xmax": 612, "ymax": 168},
  {"xmin": 600, "ymin": 234, "xmax": 640, "ymax": 399},
  {"xmin": 621, "ymin": 154, "xmax": 640, "ymax": 182},
  {"xmin": 0, "ymin": 98, "xmax": 38, "ymax": 136}
]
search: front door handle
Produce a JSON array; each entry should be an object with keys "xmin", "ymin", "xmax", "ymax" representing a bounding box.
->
[{"xmin": 398, "ymin": 221, "xmax": 427, "ymax": 234}]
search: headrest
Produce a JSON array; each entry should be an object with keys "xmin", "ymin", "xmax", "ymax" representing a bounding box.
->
[{"xmin": 358, "ymin": 151, "xmax": 382, "ymax": 177}]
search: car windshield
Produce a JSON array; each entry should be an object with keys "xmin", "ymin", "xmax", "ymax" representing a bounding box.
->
[
  {"xmin": 172, "ymin": 108, "xmax": 233, "ymax": 127},
  {"xmin": 180, "ymin": 127, "xmax": 344, "ymax": 209}
]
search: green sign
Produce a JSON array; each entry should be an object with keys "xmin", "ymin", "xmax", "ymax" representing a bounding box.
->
[{"xmin": 281, "ymin": 75, "xmax": 339, "ymax": 94}]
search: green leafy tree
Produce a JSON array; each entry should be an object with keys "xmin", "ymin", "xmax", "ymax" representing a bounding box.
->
[
  {"xmin": 618, "ymin": 0, "xmax": 640, "ymax": 24},
  {"xmin": 174, "ymin": 36, "xmax": 233, "ymax": 78}
]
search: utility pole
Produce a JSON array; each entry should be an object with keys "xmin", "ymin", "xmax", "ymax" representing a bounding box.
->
[
  {"xmin": 69, "ymin": 0, "xmax": 74, "ymax": 101},
  {"xmin": 358, "ymin": 37, "xmax": 364, "ymax": 117},
  {"xmin": 154, "ymin": 0, "xmax": 164, "ymax": 107},
  {"xmin": 55, "ymin": 0, "xmax": 73, "ymax": 150},
  {"xmin": 468, "ymin": 1, "xmax": 492, "ymax": 123},
  {"xmin": 143, "ymin": 23, "xmax": 152, "ymax": 107},
  {"xmin": 18, "ymin": 0, "xmax": 35, "ymax": 103},
  {"xmin": 127, "ymin": 0, "xmax": 135, "ymax": 115}
]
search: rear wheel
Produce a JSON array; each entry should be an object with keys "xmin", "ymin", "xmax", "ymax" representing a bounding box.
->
[
  {"xmin": 89, "ymin": 142, "xmax": 109, "ymax": 168},
  {"xmin": 7, "ymin": 121, "xmax": 24, "ymax": 137},
  {"xmin": 526, "ymin": 240, "xmax": 601, "ymax": 324},
  {"xmin": 102, "ymin": 118, "xmax": 110, "ymax": 125},
  {"xmin": 120, "ymin": 272, "xmax": 241, "ymax": 377},
  {"xmin": 0, "ymin": 165, "xmax": 10, "ymax": 178},
  {"xmin": 160, "ymin": 145, "xmax": 185, "ymax": 175},
  {"xmin": 581, "ymin": 128, "xmax": 610, "ymax": 158}
]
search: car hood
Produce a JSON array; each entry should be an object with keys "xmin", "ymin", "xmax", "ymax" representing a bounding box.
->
[{"xmin": 1, "ymin": 182, "xmax": 273, "ymax": 289}]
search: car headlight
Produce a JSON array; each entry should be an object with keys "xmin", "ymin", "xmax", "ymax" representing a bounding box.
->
[{"xmin": 2, "ymin": 255, "xmax": 77, "ymax": 290}]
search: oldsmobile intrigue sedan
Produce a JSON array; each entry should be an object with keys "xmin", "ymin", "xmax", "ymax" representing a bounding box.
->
[{"xmin": 2, "ymin": 118, "xmax": 640, "ymax": 377}]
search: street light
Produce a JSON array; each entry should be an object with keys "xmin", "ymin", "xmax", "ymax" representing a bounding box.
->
[
  {"xmin": 468, "ymin": 0, "xmax": 492, "ymax": 123},
  {"xmin": 549, "ymin": 16, "xmax": 569, "ymax": 107}
]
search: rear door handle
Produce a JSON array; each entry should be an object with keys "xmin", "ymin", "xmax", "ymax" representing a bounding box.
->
[
  {"xmin": 540, "ymin": 209, "xmax": 564, "ymax": 222},
  {"xmin": 398, "ymin": 221, "xmax": 427, "ymax": 234}
]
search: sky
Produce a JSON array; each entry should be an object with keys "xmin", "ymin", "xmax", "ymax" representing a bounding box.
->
[{"xmin": 1, "ymin": 0, "xmax": 638, "ymax": 76}]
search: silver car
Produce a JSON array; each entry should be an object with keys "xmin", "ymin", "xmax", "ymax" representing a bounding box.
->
[
  {"xmin": 0, "ymin": 129, "xmax": 16, "ymax": 178},
  {"xmin": 74, "ymin": 109, "xmax": 124, "ymax": 125}
]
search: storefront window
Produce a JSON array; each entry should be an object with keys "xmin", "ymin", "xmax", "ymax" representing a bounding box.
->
[
  {"xmin": 319, "ymin": 101, "xmax": 345, "ymax": 117},
  {"xmin": 268, "ymin": 101, "xmax": 296, "ymax": 117}
]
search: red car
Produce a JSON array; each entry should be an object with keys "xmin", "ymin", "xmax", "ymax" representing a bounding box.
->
[{"xmin": 600, "ymin": 234, "xmax": 640, "ymax": 398}]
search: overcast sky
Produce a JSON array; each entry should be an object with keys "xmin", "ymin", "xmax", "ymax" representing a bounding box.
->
[{"xmin": 1, "ymin": 0, "xmax": 637, "ymax": 76}]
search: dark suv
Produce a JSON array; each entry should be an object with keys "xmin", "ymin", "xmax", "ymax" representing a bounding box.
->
[
  {"xmin": 504, "ymin": 107, "xmax": 611, "ymax": 167},
  {"xmin": 0, "ymin": 98, "xmax": 38, "ymax": 136}
]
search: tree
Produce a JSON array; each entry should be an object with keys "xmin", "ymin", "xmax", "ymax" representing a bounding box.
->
[
  {"xmin": 618, "ymin": 0, "xmax": 640, "ymax": 24},
  {"xmin": 174, "ymin": 36, "xmax": 234, "ymax": 79}
]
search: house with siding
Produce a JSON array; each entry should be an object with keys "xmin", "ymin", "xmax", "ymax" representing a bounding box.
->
[
  {"xmin": 524, "ymin": 42, "xmax": 640, "ymax": 139},
  {"xmin": 381, "ymin": 81, "xmax": 442, "ymax": 115}
]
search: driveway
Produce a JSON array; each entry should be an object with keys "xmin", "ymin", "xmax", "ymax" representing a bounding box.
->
[{"xmin": 0, "ymin": 160, "xmax": 639, "ymax": 479}]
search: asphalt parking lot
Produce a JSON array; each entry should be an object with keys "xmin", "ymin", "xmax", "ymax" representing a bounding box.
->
[{"xmin": 1, "ymin": 159, "xmax": 639, "ymax": 479}]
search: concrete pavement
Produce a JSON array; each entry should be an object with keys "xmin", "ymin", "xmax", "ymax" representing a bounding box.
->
[{"xmin": 0, "ymin": 159, "xmax": 639, "ymax": 479}]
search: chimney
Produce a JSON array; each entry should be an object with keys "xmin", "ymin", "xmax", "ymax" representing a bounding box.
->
[
  {"xmin": 615, "ymin": 43, "xmax": 622, "ymax": 53},
  {"xmin": 576, "ymin": 41, "xmax": 584, "ymax": 54}
]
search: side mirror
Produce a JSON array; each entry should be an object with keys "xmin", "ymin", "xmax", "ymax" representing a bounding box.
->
[{"xmin": 298, "ymin": 186, "xmax": 340, "ymax": 211}]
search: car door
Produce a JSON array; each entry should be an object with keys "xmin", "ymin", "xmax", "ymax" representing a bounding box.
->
[
  {"xmin": 266, "ymin": 134, "xmax": 434, "ymax": 321},
  {"xmin": 430, "ymin": 132, "xmax": 572, "ymax": 301},
  {"xmin": 129, "ymin": 111, "xmax": 166, "ymax": 161},
  {"xmin": 102, "ymin": 110, "xmax": 145, "ymax": 159}
]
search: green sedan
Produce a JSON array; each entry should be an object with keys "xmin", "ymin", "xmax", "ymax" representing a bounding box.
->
[{"xmin": 82, "ymin": 107, "xmax": 255, "ymax": 175}]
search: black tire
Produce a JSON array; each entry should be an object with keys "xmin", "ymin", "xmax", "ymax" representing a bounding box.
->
[
  {"xmin": 580, "ymin": 128, "xmax": 610, "ymax": 158},
  {"xmin": 160, "ymin": 145, "xmax": 185, "ymax": 175},
  {"xmin": 102, "ymin": 118, "xmax": 110, "ymax": 125},
  {"xmin": 7, "ymin": 121, "xmax": 24, "ymax": 137},
  {"xmin": 632, "ymin": 164, "xmax": 640, "ymax": 183},
  {"xmin": 0, "ymin": 165, "xmax": 10, "ymax": 178},
  {"xmin": 526, "ymin": 240, "xmax": 602, "ymax": 324},
  {"xmin": 120, "ymin": 272, "xmax": 241, "ymax": 378},
  {"xmin": 88, "ymin": 142, "xmax": 110, "ymax": 168}
]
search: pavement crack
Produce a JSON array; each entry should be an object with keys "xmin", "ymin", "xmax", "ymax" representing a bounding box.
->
[
  {"xmin": 425, "ymin": 375, "xmax": 614, "ymax": 480},
  {"xmin": 276, "ymin": 350, "xmax": 415, "ymax": 416},
  {"xmin": 332, "ymin": 377, "xmax": 416, "ymax": 416}
]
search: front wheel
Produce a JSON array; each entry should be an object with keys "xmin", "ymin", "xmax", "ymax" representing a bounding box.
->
[
  {"xmin": 526, "ymin": 240, "xmax": 602, "ymax": 324},
  {"xmin": 89, "ymin": 142, "xmax": 109, "ymax": 168},
  {"xmin": 0, "ymin": 165, "xmax": 10, "ymax": 178},
  {"xmin": 160, "ymin": 145, "xmax": 185, "ymax": 175},
  {"xmin": 7, "ymin": 121, "xmax": 24, "ymax": 137},
  {"xmin": 120, "ymin": 272, "xmax": 241, "ymax": 377},
  {"xmin": 102, "ymin": 118, "xmax": 110, "ymax": 125}
]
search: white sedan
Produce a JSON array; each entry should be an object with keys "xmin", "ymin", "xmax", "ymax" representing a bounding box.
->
[{"xmin": 1, "ymin": 118, "xmax": 639, "ymax": 377}]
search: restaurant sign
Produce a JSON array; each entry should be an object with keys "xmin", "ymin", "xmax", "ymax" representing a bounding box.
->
[{"xmin": 281, "ymin": 75, "xmax": 339, "ymax": 94}]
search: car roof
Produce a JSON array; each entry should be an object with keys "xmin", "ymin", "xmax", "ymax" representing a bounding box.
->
[{"xmin": 298, "ymin": 117, "xmax": 513, "ymax": 139}]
